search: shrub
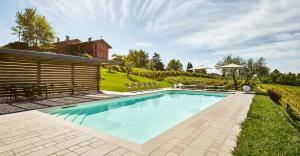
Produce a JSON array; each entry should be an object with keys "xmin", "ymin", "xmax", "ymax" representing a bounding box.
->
[
  {"xmin": 2, "ymin": 41, "xmax": 29, "ymax": 50},
  {"xmin": 131, "ymin": 68, "xmax": 215, "ymax": 80},
  {"xmin": 267, "ymin": 88, "xmax": 282, "ymax": 103}
]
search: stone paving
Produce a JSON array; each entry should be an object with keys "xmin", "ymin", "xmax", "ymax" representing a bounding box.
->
[{"xmin": 0, "ymin": 92, "xmax": 254, "ymax": 156}]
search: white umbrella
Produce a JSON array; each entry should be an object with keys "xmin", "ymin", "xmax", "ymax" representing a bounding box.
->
[
  {"xmin": 220, "ymin": 63, "xmax": 243, "ymax": 68},
  {"xmin": 219, "ymin": 63, "xmax": 244, "ymax": 90},
  {"xmin": 188, "ymin": 65, "xmax": 212, "ymax": 71}
]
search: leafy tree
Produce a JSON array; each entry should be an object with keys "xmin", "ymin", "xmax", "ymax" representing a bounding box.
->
[
  {"xmin": 111, "ymin": 54, "xmax": 126, "ymax": 66},
  {"xmin": 11, "ymin": 8, "xmax": 55, "ymax": 50},
  {"xmin": 216, "ymin": 55, "xmax": 269, "ymax": 90},
  {"xmin": 270, "ymin": 69, "xmax": 281, "ymax": 82},
  {"xmin": 126, "ymin": 50, "xmax": 149, "ymax": 68},
  {"xmin": 297, "ymin": 73, "xmax": 300, "ymax": 80},
  {"xmin": 147, "ymin": 52, "xmax": 164, "ymax": 71},
  {"xmin": 186, "ymin": 62, "xmax": 193, "ymax": 72},
  {"xmin": 166, "ymin": 59, "xmax": 183, "ymax": 71},
  {"xmin": 124, "ymin": 59, "xmax": 134, "ymax": 77}
]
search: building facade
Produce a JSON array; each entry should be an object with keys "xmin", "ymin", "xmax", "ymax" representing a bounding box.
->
[{"xmin": 54, "ymin": 36, "xmax": 112, "ymax": 60}]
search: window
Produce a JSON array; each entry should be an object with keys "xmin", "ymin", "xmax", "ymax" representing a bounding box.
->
[{"xmin": 101, "ymin": 53, "xmax": 105, "ymax": 58}]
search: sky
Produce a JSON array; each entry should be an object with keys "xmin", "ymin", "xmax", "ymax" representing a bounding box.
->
[{"xmin": 0, "ymin": 0, "xmax": 300, "ymax": 73}]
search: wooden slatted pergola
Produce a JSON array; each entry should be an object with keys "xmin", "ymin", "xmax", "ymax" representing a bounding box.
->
[{"xmin": 0, "ymin": 48, "xmax": 117, "ymax": 99}]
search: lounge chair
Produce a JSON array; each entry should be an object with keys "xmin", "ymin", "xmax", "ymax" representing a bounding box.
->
[
  {"xmin": 131, "ymin": 82, "xmax": 139, "ymax": 91},
  {"xmin": 124, "ymin": 82, "xmax": 132, "ymax": 91},
  {"xmin": 138, "ymin": 82, "xmax": 146, "ymax": 91},
  {"xmin": 152, "ymin": 82, "xmax": 159, "ymax": 89}
]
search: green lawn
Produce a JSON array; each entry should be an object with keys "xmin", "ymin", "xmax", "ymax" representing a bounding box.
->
[
  {"xmin": 100, "ymin": 69, "xmax": 171, "ymax": 92},
  {"xmin": 233, "ymin": 95, "xmax": 300, "ymax": 156}
]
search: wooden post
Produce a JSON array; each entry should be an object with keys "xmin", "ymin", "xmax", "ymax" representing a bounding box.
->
[
  {"xmin": 37, "ymin": 61, "xmax": 41, "ymax": 86},
  {"xmin": 71, "ymin": 63, "xmax": 75, "ymax": 95},
  {"xmin": 96, "ymin": 65, "xmax": 100, "ymax": 92}
]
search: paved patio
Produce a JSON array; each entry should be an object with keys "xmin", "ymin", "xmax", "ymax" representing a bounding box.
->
[
  {"xmin": 0, "ymin": 92, "xmax": 253, "ymax": 156},
  {"xmin": 0, "ymin": 93, "xmax": 125, "ymax": 115}
]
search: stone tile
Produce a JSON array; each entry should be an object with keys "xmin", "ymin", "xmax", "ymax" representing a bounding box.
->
[
  {"xmin": 13, "ymin": 144, "xmax": 35, "ymax": 153},
  {"xmin": 55, "ymin": 135, "xmax": 93, "ymax": 149},
  {"xmin": 171, "ymin": 146, "xmax": 184, "ymax": 153},
  {"xmin": 122, "ymin": 151, "xmax": 142, "ymax": 156},
  {"xmin": 68, "ymin": 145, "xmax": 81, "ymax": 151},
  {"xmin": 180, "ymin": 147, "xmax": 206, "ymax": 156},
  {"xmin": 150, "ymin": 148, "xmax": 167, "ymax": 156},
  {"xmin": 201, "ymin": 127, "xmax": 222, "ymax": 138},
  {"xmin": 0, "ymin": 150, "xmax": 14, "ymax": 156},
  {"xmin": 63, "ymin": 152, "xmax": 78, "ymax": 156},
  {"xmin": 190, "ymin": 135, "xmax": 214, "ymax": 150},
  {"xmin": 24, "ymin": 146, "xmax": 60, "ymax": 156},
  {"xmin": 90, "ymin": 140, "xmax": 106, "ymax": 148},
  {"xmin": 224, "ymin": 140, "xmax": 236, "ymax": 147},
  {"xmin": 55, "ymin": 149, "xmax": 71, "ymax": 156},
  {"xmin": 81, "ymin": 143, "xmax": 118, "ymax": 156},
  {"xmin": 165, "ymin": 152, "xmax": 179, "ymax": 156},
  {"xmin": 110, "ymin": 147, "xmax": 128, "ymax": 156},
  {"xmin": 220, "ymin": 144, "xmax": 234, "ymax": 153},
  {"xmin": 217, "ymin": 151, "xmax": 231, "ymax": 156},
  {"xmin": 204, "ymin": 151, "xmax": 218, "ymax": 156},
  {"xmin": 74, "ymin": 145, "xmax": 93, "ymax": 154},
  {"xmin": 160, "ymin": 143, "xmax": 176, "ymax": 151},
  {"xmin": 0, "ymin": 137, "xmax": 41, "ymax": 153},
  {"xmin": 168, "ymin": 138, "xmax": 182, "ymax": 145}
]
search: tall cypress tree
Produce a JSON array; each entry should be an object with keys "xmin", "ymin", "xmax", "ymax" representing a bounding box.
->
[{"xmin": 187, "ymin": 62, "xmax": 193, "ymax": 72}]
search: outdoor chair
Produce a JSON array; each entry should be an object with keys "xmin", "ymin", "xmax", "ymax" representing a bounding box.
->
[
  {"xmin": 143, "ymin": 82, "xmax": 151, "ymax": 90},
  {"xmin": 66, "ymin": 83, "xmax": 83, "ymax": 95},
  {"xmin": 137, "ymin": 82, "xmax": 145, "ymax": 91},
  {"xmin": 130, "ymin": 82, "xmax": 139, "ymax": 91},
  {"xmin": 124, "ymin": 82, "xmax": 133, "ymax": 91},
  {"xmin": 148, "ymin": 82, "xmax": 155, "ymax": 89},
  {"xmin": 3, "ymin": 84, "xmax": 14, "ymax": 101},
  {"xmin": 152, "ymin": 82, "xmax": 159, "ymax": 89}
]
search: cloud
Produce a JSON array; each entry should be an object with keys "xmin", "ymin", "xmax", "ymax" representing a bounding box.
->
[
  {"xmin": 135, "ymin": 42, "xmax": 153, "ymax": 47},
  {"xmin": 20, "ymin": 0, "xmax": 300, "ymax": 72}
]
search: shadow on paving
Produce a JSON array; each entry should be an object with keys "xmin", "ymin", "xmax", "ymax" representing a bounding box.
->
[{"xmin": 0, "ymin": 94, "xmax": 125, "ymax": 115}]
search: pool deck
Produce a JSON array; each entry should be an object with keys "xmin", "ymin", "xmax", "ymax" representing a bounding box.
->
[{"xmin": 0, "ymin": 90, "xmax": 254, "ymax": 156}]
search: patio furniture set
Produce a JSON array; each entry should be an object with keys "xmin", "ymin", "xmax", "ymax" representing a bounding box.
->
[
  {"xmin": 174, "ymin": 83, "xmax": 226, "ymax": 91},
  {"xmin": 2, "ymin": 83, "xmax": 53, "ymax": 102}
]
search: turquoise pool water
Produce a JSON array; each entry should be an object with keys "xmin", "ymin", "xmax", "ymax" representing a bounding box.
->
[{"xmin": 45, "ymin": 90, "xmax": 227, "ymax": 144}]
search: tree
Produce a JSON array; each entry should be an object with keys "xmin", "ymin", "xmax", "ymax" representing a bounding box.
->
[
  {"xmin": 124, "ymin": 59, "xmax": 134, "ymax": 77},
  {"xmin": 126, "ymin": 50, "xmax": 149, "ymax": 68},
  {"xmin": 270, "ymin": 69, "xmax": 281, "ymax": 82},
  {"xmin": 166, "ymin": 59, "xmax": 183, "ymax": 71},
  {"xmin": 111, "ymin": 54, "xmax": 126, "ymax": 66},
  {"xmin": 186, "ymin": 62, "xmax": 193, "ymax": 72},
  {"xmin": 147, "ymin": 52, "xmax": 164, "ymax": 71},
  {"xmin": 216, "ymin": 55, "xmax": 269, "ymax": 90},
  {"xmin": 11, "ymin": 8, "xmax": 55, "ymax": 50}
]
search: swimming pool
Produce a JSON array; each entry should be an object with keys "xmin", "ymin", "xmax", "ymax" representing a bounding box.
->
[{"xmin": 44, "ymin": 90, "xmax": 227, "ymax": 144}]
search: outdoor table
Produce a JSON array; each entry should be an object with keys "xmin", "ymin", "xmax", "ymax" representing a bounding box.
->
[{"xmin": 4, "ymin": 83, "xmax": 50, "ymax": 101}]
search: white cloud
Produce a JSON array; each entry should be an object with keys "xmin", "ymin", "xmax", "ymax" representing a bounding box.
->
[
  {"xmin": 178, "ymin": 0, "xmax": 300, "ymax": 49},
  {"xmin": 21, "ymin": 0, "xmax": 300, "ymax": 72},
  {"xmin": 135, "ymin": 42, "xmax": 153, "ymax": 47}
]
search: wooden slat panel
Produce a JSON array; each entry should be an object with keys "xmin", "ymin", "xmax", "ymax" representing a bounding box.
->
[
  {"xmin": 0, "ymin": 56, "xmax": 99, "ymax": 99},
  {"xmin": 74, "ymin": 65, "xmax": 97, "ymax": 91}
]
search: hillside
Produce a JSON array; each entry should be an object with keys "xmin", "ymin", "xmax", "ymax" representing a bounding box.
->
[{"xmin": 100, "ymin": 69, "xmax": 171, "ymax": 92}]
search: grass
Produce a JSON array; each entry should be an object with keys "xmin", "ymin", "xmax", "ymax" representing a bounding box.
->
[
  {"xmin": 100, "ymin": 69, "xmax": 171, "ymax": 92},
  {"xmin": 233, "ymin": 95, "xmax": 300, "ymax": 156}
]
